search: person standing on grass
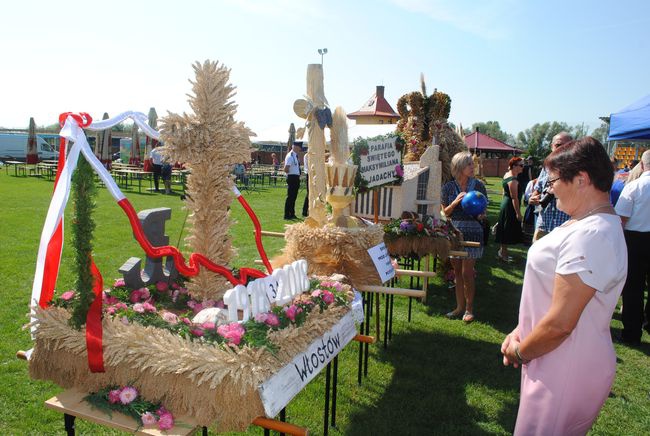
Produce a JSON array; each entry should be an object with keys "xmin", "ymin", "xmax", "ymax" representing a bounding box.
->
[
  {"xmin": 441, "ymin": 151, "xmax": 488, "ymax": 323},
  {"xmin": 283, "ymin": 141, "xmax": 302, "ymax": 220},
  {"xmin": 528, "ymin": 132, "xmax": 573, "ymax": 241},
  {"xmin": 149, "ymin": 143, "xmax": 163, "ymax": 192},
  {"xmin": 501, "ymin": 137, "xmax": 626, "ymax": 435},
  {"xmin": 495, "ymin": 156, "xmax": 524, "ymax": 262},
  {"xmin": 615, "ymin": 149, "xmax": 650, "ymax": 345}
]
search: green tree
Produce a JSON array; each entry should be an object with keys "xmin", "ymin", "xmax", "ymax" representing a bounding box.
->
[
  {"xmin": 465, "ymin": 121, "xmax": 515, "ymax": 145},
  {"xmin": 590, "ymin": 122, "xmax": 609, "ymax": 143},
  {"xmin": 516, "ymin": 121, "xmax": 572, "ymax": 161}
]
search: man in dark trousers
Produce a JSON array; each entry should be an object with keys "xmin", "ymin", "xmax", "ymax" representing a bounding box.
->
[
  {"xmin": 283, "ymin": 141, "xmax": 302, "ymax": 220},
  {"xmin": 615, "ymin": 150, "xmax": 650, "ymax": 345}
]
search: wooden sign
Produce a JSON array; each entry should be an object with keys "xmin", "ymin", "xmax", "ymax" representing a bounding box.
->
[
  {"xmin": 358, "ymin": 137, "xmax": 401, "ymax": 189},
  {"xmin": 258, "ymin": 311, "xmax": 357, "ymax": 417}
]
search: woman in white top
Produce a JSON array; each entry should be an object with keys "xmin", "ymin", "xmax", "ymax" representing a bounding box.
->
[{"xmin": 501, "ymin": 137, "xmax": 627, "ymax": 435}]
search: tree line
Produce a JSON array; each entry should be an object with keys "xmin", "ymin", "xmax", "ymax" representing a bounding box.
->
[{"xmin": 462, "ymin": 120, "xmax": 609, "ymax": 162}]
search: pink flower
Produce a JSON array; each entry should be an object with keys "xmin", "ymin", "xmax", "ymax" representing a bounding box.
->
[
  {"xmin": 129, "ymin": 290, "xmax": 142, "ymax": 303},
  {"xmin": 103, "ymin": 294, "xmax": 119, "ymax": 305},
  {"xmin": 161, "ymin": 311, "xmax": 179, "ymax": 325},
  {"xmin": 201, "ymin": 322, "xmax": 216, "ymax": 330},
  {"xmin": 106, "ymin": 306, "xmax": 117, "ymax": 315},
  {"xmin": 108, "ymin": 389, "xmax": 121, "ymax": 404},
  {"xmin": 217, "ymin": 322, "xmax": 246, "ymax": 346},
  {"xmin": 395, "ymin": 164, "xmax": 404, "ymax": 177},
  {"xmin": 263, "ymin": 312, "xmax": 279, "ymax": 327},
  {"xmin": 158, "ymin": 412, "xmax": 174, "ymax": 430},
  {"xmin": 119, "ymin": 386, "xmax": 138, "ymax": 405},
  {"xmin": 133, "ymin": 303, "xmax": 145, "ymax": 313},
  {"xmin": 284, "ymin": 305, "xmax": 302, "ymax": 322},
  {"xmin": 311, "ymin": 290, "xmax": 322, "ymax": 298},
  {"xmin": 171, "ymin": 282, "xmax": 180, "ymax": 290},
  {"xmin": 215, "ymin": 300, "xmax": 225, "ymax": 309},
  {"xmin": 255, "ymin": 312, "xmax": 280, "ymax": 326},
  {"xmin": 139, "ymin": 287, "xmax": 150, "ymax": 300},
  {"xmin": 171, "ymin": 290, "xmax": 180, "ymax": 303},
  {"xmin": 322, "ymin": 291, "xmax": 335, "ymax": 305},
  {"xmin": 120, "ymin": 316, "xmax": 129, "ymax": 325},
  {"xmin": 113, "ymin": 278, "xmax": 125, "ymax": 287},
  {"xmin": 156, "ymin": 281, "xmax": 168, "ymax": 292},
  {"xmin": 141, "ymin": 412, "xmax": 158, "ymax": 426},
  {"xmin": 115, "ymin": 302, "xmax": 128, "ymax": 310},
  {"xmin": 157, "ymin": 407, "xmax": 169, "ymax": 416},
  {"xmin": 190, "ymin": 328, "xmax": 204, "ymax": 337},
  {"xmin": 182, "ymin": 317, "xmax": 192, "ymax": 325},
  {"xmin": 60, "ymin": 291, "xmax": 75, "ymax": 301},
  {"xmin": 203, "ymin": 299, "xmax": 216, "ymax": 308},
  {"xmin": 179, "ymin": 287, "xmax": 188, "ymax": 295},
  {"xmin": 142, "ymin": 302, "xmax": 157, "ymax": 313}
]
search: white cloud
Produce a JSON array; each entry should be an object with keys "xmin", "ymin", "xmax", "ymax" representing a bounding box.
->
[{"xmin": 388, "ymin": 0, "xmax": 518, "ymax": 40}]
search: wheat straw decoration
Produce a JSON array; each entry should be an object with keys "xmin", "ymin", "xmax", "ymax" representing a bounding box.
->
[{"xmin": 158, "ymin": 60, "xmax": 254, "ymax": 301}]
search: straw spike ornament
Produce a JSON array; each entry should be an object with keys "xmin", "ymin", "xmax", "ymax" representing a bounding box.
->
[{"xmin": 159, "ymin": 60, "xmax": 254, "ymax": 301}]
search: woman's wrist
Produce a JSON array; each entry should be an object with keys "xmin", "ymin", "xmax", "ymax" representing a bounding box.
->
[{"xmin": 514, "ymin": 345, "xmax": 530, "ymax": 364}]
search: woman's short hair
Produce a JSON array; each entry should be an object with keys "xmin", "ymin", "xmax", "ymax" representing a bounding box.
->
[
  {"xmin": 451, "ymin": 151, "xmax": 474, "ymax": 179},
  {"xmin": 508, "ymin": 156, "xmax": 523, "ymax": 169},
  {"xmin": 544, "ymin": 136, "xmax": 613, "ymax": 192}
]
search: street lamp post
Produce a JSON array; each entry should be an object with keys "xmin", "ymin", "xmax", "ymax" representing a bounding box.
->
[{"xmin": 317, "ymin": 48, "xmax": 328, "ymax": 65}]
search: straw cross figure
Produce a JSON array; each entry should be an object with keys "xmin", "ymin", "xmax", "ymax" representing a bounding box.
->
[{"xmin": 159, "ymin": 60, "xmax": 254, "ymax": 301}]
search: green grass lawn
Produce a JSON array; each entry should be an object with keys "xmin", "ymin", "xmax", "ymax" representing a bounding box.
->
[{"xmin": 0, "ymin": 169, "xmax": 648, "ymax": 435}]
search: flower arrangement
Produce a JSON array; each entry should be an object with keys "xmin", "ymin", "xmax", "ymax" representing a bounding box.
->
[
  {"xmin": 84, "ymin": 384, "xmax": 175, "ymax": 431},
  {"xmin": 51, "ymin": 277, "xmax": 350, "ymax": 352},
  {"xmin": 384, "ymin": 213, "xmax": 455, "ymax": 240}
]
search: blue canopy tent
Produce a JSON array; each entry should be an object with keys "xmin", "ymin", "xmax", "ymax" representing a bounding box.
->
[{"xmin": 608, "ymin": 94, "xmax": 650, "ymax": 141}]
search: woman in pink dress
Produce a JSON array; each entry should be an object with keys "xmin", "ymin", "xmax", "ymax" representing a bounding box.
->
[{"xmin": 501, "ymin": 137, "xmax": 627, "ymax": 435}]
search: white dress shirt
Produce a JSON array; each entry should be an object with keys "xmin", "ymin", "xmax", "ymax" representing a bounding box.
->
[{"xmin": 615, "ymin": 171, "xmax": 650, "ymax": 232}]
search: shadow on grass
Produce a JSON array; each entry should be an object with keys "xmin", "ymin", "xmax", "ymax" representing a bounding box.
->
[{"xmin": 346, "ymin": 329, "xmax": 520, "ymax": 435}]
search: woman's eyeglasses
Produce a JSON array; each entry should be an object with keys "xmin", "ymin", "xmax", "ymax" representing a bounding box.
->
[{"xmin": 546, "ymin": 176, "xmax": 561, "ymax": 188}]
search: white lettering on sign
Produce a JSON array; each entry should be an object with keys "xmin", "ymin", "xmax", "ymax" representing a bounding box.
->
[
  {"xmin": 367, "ymin": 242, "xmax": 395, "ymax": 283},
  {"xmin": 258, "ymin": 311, "xmax": 357, "ymax": 417},
  {"xmin": 359, "ymin": 137, "xmax": 401, "ymax": 189},
  {"xmin": 223, "ymin": 259, "xmax": 310, "ymax": 322}
]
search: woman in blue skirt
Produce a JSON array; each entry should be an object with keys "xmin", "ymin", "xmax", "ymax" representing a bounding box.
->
[{"xmin": 441, "ymin": 151, "xmax": 488, "ymax": 323}]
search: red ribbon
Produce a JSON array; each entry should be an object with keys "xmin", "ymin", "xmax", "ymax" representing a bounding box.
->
[
  {"xmin": 235, "ymin": 192, "xmax": 273, "ymax": 273},
  {"xmin": 86, "ymin": 258, "xmax": 105, "ymax": 372},
  {"xmin": 117, "ymin": 198, "xmax": 266, "ymax": 285},
  {"xmin": 39, "ymin": 137, "xmax": 67, "ymax": 308}
]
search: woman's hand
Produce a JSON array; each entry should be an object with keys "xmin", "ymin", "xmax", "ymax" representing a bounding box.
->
[
  {"xmin": 453, "ymin": 192, "xmax": 466, "ymax": 205},
  {"xmin": 501, "ymin": 328, "xmax": 521, "ymax": 368}
]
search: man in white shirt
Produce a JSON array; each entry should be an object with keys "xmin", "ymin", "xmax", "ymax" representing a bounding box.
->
[
  {"xmin": 615, "ymin": 149, "xmax": 650, "ymax": 344},
  {"xmin": 283, "ymin": 142, "xmax": 302, "ymax": 220},
  {"xmin": 302, "ymin": 152, "xmax": 309, "ymax": 217},
  {"xmin": 149, "ymin": 144, "xmax": 164, "ymax": 192}
]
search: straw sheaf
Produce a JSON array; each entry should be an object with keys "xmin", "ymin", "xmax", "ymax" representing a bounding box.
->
[
  {"xmin": 29, "ymin": 302, "xmax": 353, "ymax": 430},
  {"xmin": 158, "ymin": 60, "xmax": 256, "ymax": 300},
  {"xmin": 282, "ymin": 223, "xmax": 384, "ymax": 287},
  {"xmin": 384, "ymin": 235, "xmax": 453, "ymax": 259}
]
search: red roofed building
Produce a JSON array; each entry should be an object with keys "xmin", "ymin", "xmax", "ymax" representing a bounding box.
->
[
  {"xmin": 464, "ymin": 131, "xmax": 522, "ymax": 177},
  {"xmin": 347, "ymin": 85, "xmax": 400, "ymax": 125}
]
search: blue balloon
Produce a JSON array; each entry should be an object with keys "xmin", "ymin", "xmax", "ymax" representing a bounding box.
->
[{"xmin": 461, "ymin": 191, "xmax": 488, "ymax": 216}]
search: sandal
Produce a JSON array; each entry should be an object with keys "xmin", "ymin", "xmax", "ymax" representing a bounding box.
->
[
  {"xmin": 445, "ymin": 310, "xmax": 464, "ymax": 319},
  {"xmin": 462, "ymin": 311, "xmax": 475, "ymax": 323}
]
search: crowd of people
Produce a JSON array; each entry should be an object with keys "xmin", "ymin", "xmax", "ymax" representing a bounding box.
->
[{"xmin": 440, "ymin": 134, "xmax": 649, "ymax": 435}]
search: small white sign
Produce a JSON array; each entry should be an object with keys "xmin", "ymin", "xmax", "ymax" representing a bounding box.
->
[
  {"xmin": 367, "ymin": 242, "xmax": 395, "ymax": 283},
  {"xmin": 358, "ymin": 137, "xmax": 401, "ymax": 189},
  {"xmin": 258, "ymin": 311, "xmax": 357, "ymax": 418}
]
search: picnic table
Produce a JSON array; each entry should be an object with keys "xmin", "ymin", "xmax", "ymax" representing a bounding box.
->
[
  {"xmin": 4, "ymin": 160, "xmax": 28, "ymax": 176},
  {"xmin": 112, "ymin": 169, "xmax": 152, "ymax": 193}
]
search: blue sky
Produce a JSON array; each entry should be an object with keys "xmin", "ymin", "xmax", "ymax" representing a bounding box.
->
[{"xmin": 2, "ymin": 0, "xmax": 649, "ymax": 140}]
